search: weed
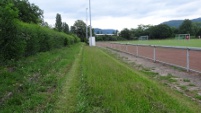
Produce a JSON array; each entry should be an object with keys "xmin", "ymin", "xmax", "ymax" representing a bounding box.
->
[
  {"xmin": 159, "ymin": 74, "xmax": 177, "ymax": 82},
  {"xmin": 180, "ymin": 86, "xmax": 187, "ymax": 91},
  {"xmin": 183, "ymin": 79, "xmax": 190, "ymax": 82},
  {"xmin": 171, "ymin": 66, "xmax": 186, "ymax": 72},
  {"xmin": 195, "ymin": 95, "xmax": 201, "ymax": 100},
  {"xmin": 188, "ymin": 84, "xmax": 196, "ymax": 86},
  {"xmin": 169, "ymin": 78, "xmax": 177, "ymax": 82}
]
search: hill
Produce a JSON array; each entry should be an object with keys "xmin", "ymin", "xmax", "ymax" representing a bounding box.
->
[
  {"xmin": 161, "ymin": 17, "xmax": 201, "ymax": 28},
  {"xmin": 94, "ymin": 28, "xmax": 116, "ymax": 34}
]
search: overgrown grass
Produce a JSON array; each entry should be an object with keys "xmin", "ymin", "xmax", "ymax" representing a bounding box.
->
[
  {"xmin": 81, "ymin": 46, "xmax": 201, "ymax": 112},
  {"xmin": 120, "ymin": 39, "xmax": 201, "ymax": 48},
  {"xmin": 54, "ymin": 44, "xmax": 83, "ymax": 113},
  {"xmin": 0, "ymin": 43, "xmax": 82, "ymax": 112}
]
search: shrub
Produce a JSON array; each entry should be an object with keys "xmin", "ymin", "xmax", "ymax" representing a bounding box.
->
[
  {"xmin": 0, "ymin": 20, "xmax": 80, "ymax": 63},
  {"xmin": 0, "ymin": 3, "xmax": 26, "ymax": 62}
]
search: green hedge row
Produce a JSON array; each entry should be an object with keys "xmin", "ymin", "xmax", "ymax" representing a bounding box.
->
[{"xmin": 0, "ymin": 22, "xmax": 80, "ymax": 63}]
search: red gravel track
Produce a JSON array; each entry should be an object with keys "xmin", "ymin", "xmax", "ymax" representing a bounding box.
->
[{"xmin": 97, "ymin": 42, "xmax": 201, "ymax": 73}]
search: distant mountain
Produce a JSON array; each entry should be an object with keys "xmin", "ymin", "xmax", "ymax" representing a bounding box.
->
[
  {"xmin": 161, "ymin": 17, "xmax": 201, "ymax": 28},
  {"xmin": 94, "ymin": 28, "xmax": 116, "ymax": 34}
]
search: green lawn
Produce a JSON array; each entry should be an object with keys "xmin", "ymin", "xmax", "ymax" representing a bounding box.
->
[
  {"xmin": 80, "ymin": 46, "xmax": 201, "ymax": 112},
  {"xmin": 120, "ymin": 39, "xmax": 201, "ymax": 48}
]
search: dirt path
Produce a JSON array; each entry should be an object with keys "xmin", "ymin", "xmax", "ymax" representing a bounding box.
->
[{"xmin": 107, "ymin": 48, "xmax": 201, "ymax": 103}]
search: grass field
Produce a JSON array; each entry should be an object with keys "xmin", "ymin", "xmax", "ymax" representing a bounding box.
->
[
  {"xmin": 80, "ymin": 46, "xmax": 201, "ymax": 112},
  {"xmin": 1, "ymin": 44, "xmax": 201, "ymax": 112},
  {"xmin": 120, "ymin": 39, "xmax": 201, "ymax": 48}
]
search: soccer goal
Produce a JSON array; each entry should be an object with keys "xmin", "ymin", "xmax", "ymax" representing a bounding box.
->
[
  {"xmin": 139, "ymin": 35, "xmax": 149, "ymax": 40},
  {"xmin": 175, "ymin": 34, "xmax": 190, "ymax": 40}
]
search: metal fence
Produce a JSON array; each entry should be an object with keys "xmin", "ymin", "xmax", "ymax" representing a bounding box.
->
[{"xmin": 97, "ymin": 42, "xmax": 201, "ymax": 73}]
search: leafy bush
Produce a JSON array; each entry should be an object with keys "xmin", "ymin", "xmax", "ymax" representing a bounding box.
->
[
  {"xmin": 18, "ymin": 22, "xmax": 80, "ymax": 57},
  {"xmin": 0, "ymin": 20, "xmax": 80, "ymax": 63},
  {"xmin": 0, "ymin": 3, "xmax": 26, "ymax": 61},
  {"xmin": 0, "ymin": 2, "xmax": 78, "ymax": 63}
]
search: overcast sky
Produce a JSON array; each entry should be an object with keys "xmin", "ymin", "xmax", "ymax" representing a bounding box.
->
[{"xmin": 29, "ymin": 0, "xmax": 201, "ymax": 31}]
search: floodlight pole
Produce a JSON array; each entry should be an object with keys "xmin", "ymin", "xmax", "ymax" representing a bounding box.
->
[
  {"xmin": 86, "ymin": 8, "xmax": 88, "ymax": 40},
  {"xmin": 89, "ymin": 0, "xmax": 92, "ymax": 44}
]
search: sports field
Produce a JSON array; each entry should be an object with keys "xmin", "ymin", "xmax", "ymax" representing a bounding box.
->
[{"xmin": 120, "ymin": 39, "xmax": 201, "ymax": 48}]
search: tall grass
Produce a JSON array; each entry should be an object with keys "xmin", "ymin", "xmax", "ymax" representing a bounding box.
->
[
  {"xmin": 54, "ymin": 44, "xmax": 83, "ymax": 113},
  {"xmin": 0, "ymin": 43, "xmax": 82, "ymax": 112},
  {"xmin": 80, "ymin": 46, "xmax": 201, "ymax": 112}
]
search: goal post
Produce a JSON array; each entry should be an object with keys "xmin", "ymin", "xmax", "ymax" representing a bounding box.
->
[
  {"xmin": 175, "ymin": 34, "xmax": 190, "ymax": 40},
  {"xmin": 139, "ymin": 35, "xmax": 149, "ymax": 40}
]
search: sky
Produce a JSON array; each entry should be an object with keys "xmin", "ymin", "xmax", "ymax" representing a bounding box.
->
[{"xmin": 29, "ymin": 0, "xmax": 201, "ymax": 31}]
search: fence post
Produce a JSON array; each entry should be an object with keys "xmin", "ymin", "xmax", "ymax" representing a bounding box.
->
[
  {"xmin": 186, "ymin": 48, "xmax": 190, "ymax": 72},
  {"xmin": 136, "ymin": 45, "xmax": 138, "ymax": 56},
  {"xmin": 154, "ymin": 46, "xmax": 156, "ymax": 62},
  {"xmin": 126, "ymin": 44, "xmax": 128, "ymax": 53}
]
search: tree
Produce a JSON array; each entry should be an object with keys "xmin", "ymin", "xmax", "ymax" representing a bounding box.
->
[
  {"xmin": 179, "ymin": 19, "xmax": 193, "ymax": 35},
  {"xmin": 70, "ymin": 26, "xmax": 76, "ymax": 34},
  {"xmin": 55, "ymin": 13, "xmax": 62, "ymax": 32},
  {"xmin": 149, "ymin": 24, "xmax": 172, "ymax": 39},
  {"xmin": 62, "ymin": 22, "xmax": 69, "ymax": 34},
  {"xmin": 0, "ymin": 3, "xmax": 25, "ymax": 61},
  {"xmin": 119, "ymin": 28, "xmax": 131, "ymax": 40},
  {"xmin": 129, "ymin": 28, "xmax": 137, "ymax": 39},
  {"xmin": 196, "ymin": 28, "xmax": 201, "ymax": 37},
  {"xmin": 130, "ymin": 24, "xmax": 153, "ymax": 38},
  {"xmin": 72, "ymin": 20, "xmax": 86, "ymax": 42},
  {"xmin": 171, "ymin": 27, "xmax": 179, "ymax": 35},
  {"xmin": 41, "ymin": 20, "xmax": 50, "ymax": 28},
  {"xmin": 12, "ymin": 0, "xmax": 43, "ymax": 24},
  {"xmin": 192, "ymin": 22, "xmax": 201, "ymax": 36}
]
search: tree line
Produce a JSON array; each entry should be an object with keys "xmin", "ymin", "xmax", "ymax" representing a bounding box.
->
[
  {"xmin": 94, "ymin": 19, "xmax": 201, "ymax": 41},
  {"xmin": 119, "ymin": 19, "xmax": 201, "ymax": 40},
  {"xmin": 0, "ymin": 0, "xmax": 80, "ymax": 63}
]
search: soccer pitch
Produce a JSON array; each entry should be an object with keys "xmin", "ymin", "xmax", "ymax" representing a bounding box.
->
[{"xmin": 120, "ymin": 39, "xmax": 201, "ymax": 48}]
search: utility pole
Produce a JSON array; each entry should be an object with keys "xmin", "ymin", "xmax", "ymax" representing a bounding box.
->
[
  {"xmin": 89, "ymin": 0, "xmax": 92, "ymax": 46},
  {"xmin": 86, "ymin": 8, "xmax": 88, "ymax": 40}
]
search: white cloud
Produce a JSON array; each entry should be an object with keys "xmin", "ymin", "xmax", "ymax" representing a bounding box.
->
[{"xmin": 29, "ymin": 0, "xmax": 201, "ymax": 31}]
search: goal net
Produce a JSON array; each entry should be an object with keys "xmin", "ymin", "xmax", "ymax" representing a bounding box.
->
[
  {"xmin": 175, "ymin": 34, "xmax": 190, "ymax": 40},
  {"xmin": 139, "ymin": 35, "xmax": 149, "ymax": 40}
]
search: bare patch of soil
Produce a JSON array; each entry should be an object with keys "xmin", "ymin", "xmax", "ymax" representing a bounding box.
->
[{"xmin": 107, "ymin": 49, "xmax": 201, "ymax": 103}]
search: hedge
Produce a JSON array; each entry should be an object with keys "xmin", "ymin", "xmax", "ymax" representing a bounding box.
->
[{"xmin": 0, "ymin": 21, "xmax": 80, "ymax": 63}]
